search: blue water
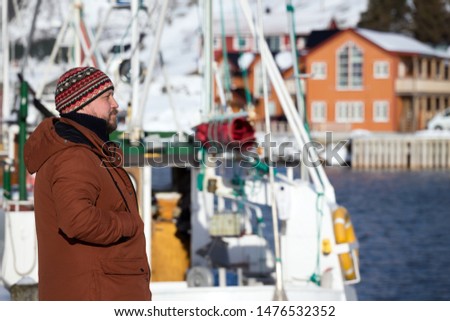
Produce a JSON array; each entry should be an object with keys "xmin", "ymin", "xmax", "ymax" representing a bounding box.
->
[{"xmin": 325, "ymin": 168, "xmax": 450, "ymax": 301}]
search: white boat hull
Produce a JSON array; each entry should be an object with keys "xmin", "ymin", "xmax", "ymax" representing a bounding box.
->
[
  {"xmin": 1, "ymin": 210, "xmax": 38, "ymax": 288},
  {"xmin": 151, "ymin": 281, "xmax": 356, "ymax": 301}
]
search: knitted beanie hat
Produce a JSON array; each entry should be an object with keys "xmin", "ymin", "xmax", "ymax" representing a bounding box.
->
[{"xmin": 55, "ymin": 66, "xmax": 114, "ymax": 114}]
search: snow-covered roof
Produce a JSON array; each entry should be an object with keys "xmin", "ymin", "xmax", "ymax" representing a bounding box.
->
[
  {"xmin": 213, "ymin": 0, "xmax": 368, "ymax": 36},
  {"xmin": 356, "ymin": 28, "xmax": 450, "ymax": 59}
]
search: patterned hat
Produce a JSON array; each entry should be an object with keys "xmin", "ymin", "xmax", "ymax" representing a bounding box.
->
[{"xmin": 55, "ymin": 66, "xmax": 114, "ymax": 114}]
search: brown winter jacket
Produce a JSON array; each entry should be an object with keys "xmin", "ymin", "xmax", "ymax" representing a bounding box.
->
[{"xmin": 24, "ymin": 116, "xmax": 151, "ymax": 300}]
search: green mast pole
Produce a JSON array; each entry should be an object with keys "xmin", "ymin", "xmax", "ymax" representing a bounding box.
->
[
  {"xmin": 19, "ymin": 81, "xmax": 28, "ymax": 201},
  {"xmin": 286, "ymin": 0, "xmax": 308, "ymax": 131}
]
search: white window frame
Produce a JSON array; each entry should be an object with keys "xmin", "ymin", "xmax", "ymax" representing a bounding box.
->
[
  {"xmin": 374, "ymin": 61, "xmax": 389, "ymax": 79},
  {"xmin": 297, "ymin": 37, "xmax": 305, "ymax": 50},
  {"xmin": 336, "ymin": 42, "xmax": 364, "ymax": 90},
  {"xmin": 373, "ymin": 100, "xmax": 389, "ymax": 122},
  {"xmin": 311, "ymin": 62, "xmax": 327, "ymax": 80},
  {"xmin": 311, "ymin": 101, "xmax": 327, "ymax": 123},
  {"xmin": 335, "ymin": 101, "xmax": 364, "ymax": 123}
]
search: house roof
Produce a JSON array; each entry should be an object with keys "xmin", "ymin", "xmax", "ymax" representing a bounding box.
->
[
  {"xmin": 306, "ymin": 29, "xmax": 341, "ymax": 49},
  {"xmin": 355, "ymin": 28, "xmax": 450, "ymax": 59},
  {"xmin": 306, "ymin": 28, "xmax": 450, "ymax": 59}
]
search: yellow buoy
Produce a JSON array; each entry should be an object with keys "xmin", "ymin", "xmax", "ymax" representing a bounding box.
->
[{"xmin": 332, "ymin": 207, "xmax": 359, "ymax": 282}]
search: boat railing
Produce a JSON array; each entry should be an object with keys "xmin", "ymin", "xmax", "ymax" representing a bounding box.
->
[{"xmin": 2, "ymin": 200, "xmax": 34, "ymax": 212}]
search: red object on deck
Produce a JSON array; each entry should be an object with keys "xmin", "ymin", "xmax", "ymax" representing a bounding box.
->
[{"xmin": 195, "ymin": 117, "xmax": 256, "ymax": 151}]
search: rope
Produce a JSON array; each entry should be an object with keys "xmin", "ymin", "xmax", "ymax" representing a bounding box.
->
[
  {"xmin": 285, "ymin": 0, "xmax": 310, "ymax": 135},
  {"xmin": 309, "ymin": 191, "xmax": 324, "ymax": 286},
  {"xmin": 206, "ymin": 118, "xmax": 223, "ymax": 153},
  {"xmin": 105, "ymin": 2, "xmax": 147, "ymax": 71}
]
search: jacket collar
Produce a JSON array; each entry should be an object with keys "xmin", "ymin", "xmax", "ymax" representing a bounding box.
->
[{"xmin": 61, "ymin": 112, "xmax": 109, "ymax": 142}]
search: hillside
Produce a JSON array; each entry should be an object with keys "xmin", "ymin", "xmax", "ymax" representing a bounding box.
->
[{"xmin": 2, "ymin": 0, "xmax": 368, "ymax": 131}]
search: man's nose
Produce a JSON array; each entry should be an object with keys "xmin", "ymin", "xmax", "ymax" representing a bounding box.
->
[{"xmin": 111, "ymin": 96, "xmax": 119, "ymax": 109}]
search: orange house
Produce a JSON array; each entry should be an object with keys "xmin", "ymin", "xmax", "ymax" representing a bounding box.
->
[{"xmin": 305, "ymin": 28, "xmax": 450, "ymax": 133}]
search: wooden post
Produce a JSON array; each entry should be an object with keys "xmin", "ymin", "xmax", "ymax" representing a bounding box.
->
[
  {"xmin": 439, "ymin": 96, "xmax": 445, "ymax": 112},
  {"xmin": 384, "ymin": 138, "xmax": 390, "ymax": 168},
  {"xmin": 377, "ymin": 139, "xmax": 382, "ymax": 168},
  {"xmin": 413, "ymin": 96, "xmax": 419, "ymax": 132},
  {"xmin": 367, "ymin": 139, "xmax": 373, "ymax": 169},
  {"xmin": 395, "ymin": 140, "xmax": 401, "ymax": 169},
  {"xmin": 410, "ymin": 140, "xmax": 416, "ymax": 170},
  {"xmin": 442, "ymin": 140, "xmax": 448, "ymax": 169},
  {"xmin": 352, "ymin": 139, "xmax": 359, "ymax": 168},
  {"xmin": 447, "ymin": 140, "xmax": 450, "ymax": 168}
]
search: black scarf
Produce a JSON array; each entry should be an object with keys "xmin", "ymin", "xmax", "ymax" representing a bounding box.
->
[{"xmin": 56, "ymin": 113, "xmax": 109, "ymax": 145}]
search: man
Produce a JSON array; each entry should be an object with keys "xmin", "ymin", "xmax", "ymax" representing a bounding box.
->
[{"xmin": 24, "ymin": 66, "xmax": 152, "ymax": 300}]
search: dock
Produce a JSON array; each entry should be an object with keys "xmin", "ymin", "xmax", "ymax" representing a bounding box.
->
[
  {"xmin": 351, "ymin": 134, "xmax": 450, "ymax": 170},
  {"xmin": 255, "ymin": 121, "xmax": 450, "ymax": 170}
]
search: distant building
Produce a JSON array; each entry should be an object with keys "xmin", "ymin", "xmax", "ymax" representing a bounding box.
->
[
  {"xmin": 215, "ymin": 26, "xmax": 450, "ymax": 133},
  {"xmin": 305, "ymin": 28, "xmax": 450, "ymax": 133}
]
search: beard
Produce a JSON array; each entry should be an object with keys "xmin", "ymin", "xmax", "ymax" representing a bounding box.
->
[{"xmin": 106, "ymin": 112, "xmax": 118, "ymax": 133}]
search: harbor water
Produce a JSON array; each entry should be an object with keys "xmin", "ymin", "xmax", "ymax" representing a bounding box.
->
[
  {"xmin": 325, "ymin": 167, "xmax": 450, "ymax": 300},
  {"xmin": 1, "ymin": 167, "xmax": 450, "ymax": 300}
]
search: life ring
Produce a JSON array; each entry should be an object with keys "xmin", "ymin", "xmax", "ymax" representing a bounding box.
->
[{"xmin": 332, "ymin": 207, "xmax": 359, "ymax": 282}]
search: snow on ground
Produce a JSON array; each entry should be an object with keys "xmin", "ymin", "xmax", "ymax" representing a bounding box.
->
[{"xmin": 415, "ymin": 130, "xmax": 450, "ymax": 138}]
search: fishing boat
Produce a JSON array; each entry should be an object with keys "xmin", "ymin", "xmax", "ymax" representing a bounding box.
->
[{"xmin": 1, "ymin": 0, "xmax": 361, "ymax": 301}]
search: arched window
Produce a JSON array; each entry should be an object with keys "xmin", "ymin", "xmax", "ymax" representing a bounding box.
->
[{"xmin": 337, "ymin": 42, "xmax": 363, "ymax": 89}]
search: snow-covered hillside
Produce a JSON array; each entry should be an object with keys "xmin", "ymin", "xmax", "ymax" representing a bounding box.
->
[
  {"xmin": 5, "ymin": 0, "xmax": 368, "ymax": 72},
  {"xmin": 2, "ymin": 0, "xmax": 368, "ymax": 132}
]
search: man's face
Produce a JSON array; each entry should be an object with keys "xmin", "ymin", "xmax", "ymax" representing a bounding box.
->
[{"xmin": 80, "ymin": 90, "xmax": 119, "ymax": 133}]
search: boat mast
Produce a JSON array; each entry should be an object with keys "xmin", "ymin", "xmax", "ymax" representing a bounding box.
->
[
  {"xmin": 2, "ymin": 0, "xmax": 10, "ymax": 139},
  {"xmin": 203, "ymin": 0, "xmax": 213, "ymax": 120},
  {"xmin": 130, "ymin": 0, "xmax": 140, "ymax": 140},
  {"xmin": 17, "ymin": 81, "xmax": 28, "ymax": 200},
  {"xmin": 256, "ymin": 0, "xmax": 287, "ymax": 301}
]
